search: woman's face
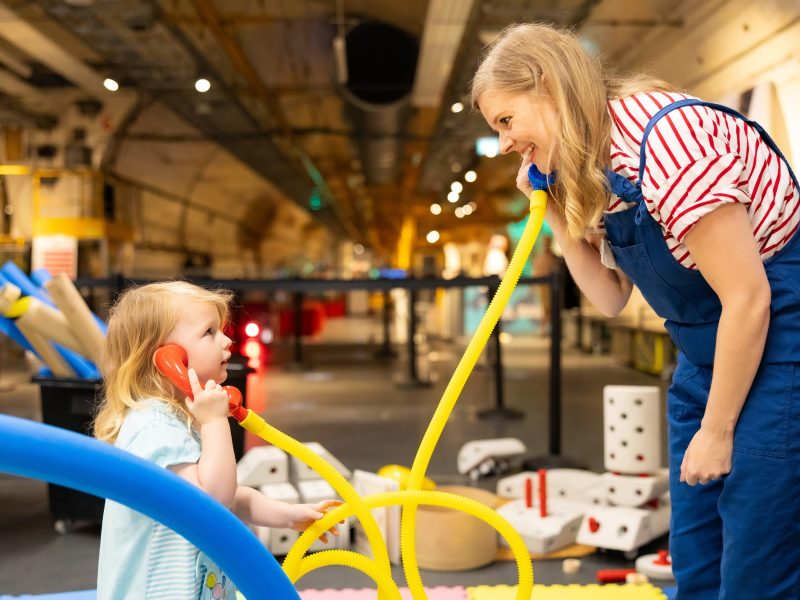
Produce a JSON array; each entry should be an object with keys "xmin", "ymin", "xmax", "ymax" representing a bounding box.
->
[{"xmin": 479, "ymin": 88, "xmax": 559, "ymax": 174}]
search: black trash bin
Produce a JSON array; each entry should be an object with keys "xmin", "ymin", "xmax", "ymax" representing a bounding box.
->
[
  {"xmin": 34, "ymin": 360, "xmax": 253, "ymax": 532},
  {"xmin": 33, "ymin": 375, "xmax": 105, "ymax": 533}
]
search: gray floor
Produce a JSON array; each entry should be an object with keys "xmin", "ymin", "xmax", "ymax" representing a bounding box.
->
[{"xmin": 0, "ymin": 315, "xmax": 672, "ymax": 596}]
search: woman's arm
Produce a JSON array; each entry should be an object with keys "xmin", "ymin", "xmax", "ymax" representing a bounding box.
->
[
  {"xmin": 516, "ymin": 159, "xmax": 632, "ymax": 317},
  {"xmin": 679, "ymin": 202, "xmax": 771, "ymax": 485}
]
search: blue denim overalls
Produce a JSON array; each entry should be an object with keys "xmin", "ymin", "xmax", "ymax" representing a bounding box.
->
[{"xmin": 604, "ymin": 99, "xmax": 800, "ymax": 600}]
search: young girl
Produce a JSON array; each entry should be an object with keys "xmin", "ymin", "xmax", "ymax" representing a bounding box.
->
[
  {"xmin": 472, "ymin": 23, "xmax": 800, "ymax": 600},
  {"xmin": 94, "ymin": 281, "xmax": 339, "ymax": 600}
]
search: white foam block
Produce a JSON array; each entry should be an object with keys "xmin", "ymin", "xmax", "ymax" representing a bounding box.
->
[
  {"xmin": 352, "ymin": 469, "xmax": 401, "ymax": 564},
  {"xmin": 497, "ymin": 469, "xmax": 601, "ymax": 504},
  {"xmin": 576, "ymin": 493, "xmax": 671, "ymax": 551},
  {"xmin": 291, "ymin": 441, "xmax": 352, "ymax": 481},
  {"xmin": 237, "ymin": 445, "xmax": 288, "ymax": 487},
  {"xmin": 457, "ymin": 438, "xmax": 526, "ymax": 474},
  {"xmin": 603, "ymin": 385, "xmax": 662, "ymax": 474},
  {"xmin": 598, "ymin": 469, "xmax": 669, "ymax": 507},
  {"xmin": 497, "ymin": 499, "xmax": 584, "ymax": 554}
]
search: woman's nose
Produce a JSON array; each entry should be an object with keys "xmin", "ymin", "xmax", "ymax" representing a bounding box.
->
[{"xmin": 499, "ymin": 132, "xmax": 515, "ymax": 155}]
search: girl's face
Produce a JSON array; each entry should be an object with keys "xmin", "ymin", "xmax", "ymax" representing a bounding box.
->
[
  {"xmin": 479, "ymin": 88, "xmax": 559, "ymax": 174},
  {"xmin": 165, "ymin": 300, "xmax": 232, "ymax": 385}
]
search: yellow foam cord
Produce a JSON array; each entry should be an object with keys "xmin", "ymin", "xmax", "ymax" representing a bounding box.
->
[
  {"xmin": 239, "ymin": 189, "xmax": 548, "ymax": 600},
  {"xmin": 283, "ymin": 490, "xmax": 532, "ymax": 595},
  {"xmin": 401, "ymin": 190, "xmax": 547, "ymax": 600},
  {"xmin": 238, "ymin": 411, "xmax": 402, "ymax": 600}
]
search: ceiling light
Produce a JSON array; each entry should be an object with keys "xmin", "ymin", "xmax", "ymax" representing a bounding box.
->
[
  {"xmin": 450, "ymin": 162, "xmax": 461, "ymax": 173},
  {"xmin": 426, "ymin": 230, "xmax": 440, "ymax": 244},
  {"xmin": 450, "ymin": 101, "xmax": 464, "ymax": 113},
  {"xmin": 430, "ymin": 203, "xmax": 442, "ymax": 215},
  {"xmin": 450, "ymin": 181, "xmax": 463, "ymax": 193},
  {"xmin": 447, "ymin": 191, "xmax": 459, "ymax": 203},
  {"xmin": 454, "ymin": 207, "xmax": 464, "ymax": 218},
  {"xmin": 195, "ymin": 78, "xmax": 211, "ymax": 93},
  {"xmin": 464, "ymin": 170, "xmax": 477, "ymax": 182},
  {"xmin": 468, "ymin": 201, "xmax": 477, "ymax": 210},
  {"xmin": 103, "ymin": 78, "xmax": 119, "ymax": 92},
  {"xmin": 462, "ymin": 204, "xmax": 473, "ymax": 215},
  {"xmin": 353, "ymin": 243, "xmax": 365, "ymax": 255}
]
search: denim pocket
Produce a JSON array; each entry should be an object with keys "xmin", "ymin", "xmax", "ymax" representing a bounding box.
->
[{"xmin": 733, "ymin": 363, "xmax": 792, "ymax": 458}]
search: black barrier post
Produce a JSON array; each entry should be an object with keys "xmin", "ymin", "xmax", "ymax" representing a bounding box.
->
[
  {"xmin": 396, "ymin": 287, "xmax": 430, "ymax": 388},
  {"xmin": 292, "ymin": 291, "xmax": 304, "ymax": 367},
  {"xmin": 549, "ymin": 266, "xmax": 563, "ymax": 455},
  {"xmin": 375, "ymin": 289, "xmax": 396, "ymax": 358},
  {"xmin": 479, "ymin": 283, "xmax": 524, "ymax": 421}
]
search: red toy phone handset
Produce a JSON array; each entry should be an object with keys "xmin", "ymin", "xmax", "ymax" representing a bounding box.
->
[{"xmin": 153, "ymin": 344, "xmax": 248, "ymax": 422}]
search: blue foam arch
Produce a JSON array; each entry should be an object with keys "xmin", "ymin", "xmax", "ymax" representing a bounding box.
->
[{"xmin": 0, "ymin": 415, "xmax": 298, "ymax": 600}]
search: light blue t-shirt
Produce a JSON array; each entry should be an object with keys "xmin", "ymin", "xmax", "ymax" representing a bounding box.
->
[{"xmin": 96, "ymin": 400, "xmax": 238, "ymax": 600}]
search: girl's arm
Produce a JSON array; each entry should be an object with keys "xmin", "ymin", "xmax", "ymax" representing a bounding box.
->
[
  {"xmin": 679, "ymin": 202, "xmax": 771, "ymax": 485},
  {"xmin": 170, "ymin": 370, "xmax": 237, "ymax": 507},
  {"xmin": 232, "ymin": 486, "xmax": 342, "ymax": 542},
  {"xmin": 516, "ymin": 159, "xmax": 632, "ymax": 317}
]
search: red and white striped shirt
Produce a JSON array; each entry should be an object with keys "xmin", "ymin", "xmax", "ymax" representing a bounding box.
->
[{"xmin": 605, "ymin": 91, "xmax": 799, "ymax": 269}]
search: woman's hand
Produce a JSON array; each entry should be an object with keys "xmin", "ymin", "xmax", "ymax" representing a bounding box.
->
[
  {"xmin": 679, "ymin": 425, "xmax": 733, "ymax": 486},
  {"xmin": 516, "ymin": 152, "xmax": 534, "ymax": 197},
  {"xmin": 285, "ymin": 499, "xmax": 344, "ymax": 543},
  {"xmin": 185, "ymin": 368, "xmax": 229, "ymax": 427}
]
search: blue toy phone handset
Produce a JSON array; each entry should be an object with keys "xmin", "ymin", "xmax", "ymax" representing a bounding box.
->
[{"xmin": 528, "ymin": 164, "xmax": 556, "ymax": 191}]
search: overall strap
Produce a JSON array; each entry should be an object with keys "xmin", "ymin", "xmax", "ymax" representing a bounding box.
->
[{"xmin": 639, "ymin": 98, "xmax": 800, "ymax": 192}]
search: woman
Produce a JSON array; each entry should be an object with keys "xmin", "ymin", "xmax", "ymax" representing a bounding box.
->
[{"xmin": 472, "ymin": 23, "xmax": 800, "ymax": 600}]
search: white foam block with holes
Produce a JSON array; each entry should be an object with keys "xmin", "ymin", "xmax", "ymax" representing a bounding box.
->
[
  {"xmin": 291, "ymin": 441, "xmax": 352, "ymax": 481},
  {"xmin": 237, "ymin": 445, "xmax": 289, "ymax": 487},
  {"xmin": 603, "ymin": 385, "xmax": 661, "ymax": 474},
  {"xmin": 256, "ymin": 482, "xmax": 299, "ymax": 554},
  {"xmin": 576, "ymin": 493, "xmax": 671, "ymax": 551},
  {"xmin": 457, "ymin": 438, "xmax": 526, "ymax": 474},
  {"xmin": 598, "ymin": 469, "xmax": 669, "ymax": 507},
  {"xmin": 496, "ymin": 469, "xmax": 601, "ymax": 503},
  {"xmin": 497, "ymin": 499, "xmax": 585, "ymax": 554}
]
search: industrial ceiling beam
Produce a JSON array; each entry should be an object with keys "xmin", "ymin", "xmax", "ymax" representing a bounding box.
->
[{"xmin": 189, "ymin": 0, "xmax": 361, "ymax": 243}]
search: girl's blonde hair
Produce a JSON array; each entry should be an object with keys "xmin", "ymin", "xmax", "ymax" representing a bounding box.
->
[
  {"xmin": 471, "ymin": 23, "xmax": 679, "ymax": 239},
  {"xmin": 94, "ymin": 281, "xmax": 234, "ymax": 444}
]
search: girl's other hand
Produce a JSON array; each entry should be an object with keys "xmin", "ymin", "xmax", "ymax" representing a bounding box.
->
[
  {"xmin": 285, "ymin": 500, "xmax": 345, "ymax": 543},
  {"xmin": 185, "ymin": 367, "xmax": 229, "ymax": 426}
]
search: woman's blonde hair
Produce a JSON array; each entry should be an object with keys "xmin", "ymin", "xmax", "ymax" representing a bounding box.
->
[
  {"xmin": 94, "ymin": 281, "xmax": 234, "ymax": 444},
  {"xmin": 471, "ymin": 23, "xmax": 678, "ymax": 239}
]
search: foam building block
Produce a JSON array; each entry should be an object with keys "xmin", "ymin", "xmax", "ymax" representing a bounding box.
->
[
  {"xmin": 237, "ymin": 445, "xmax": 289, "ymax": 487},
  {"xmin": 457, "ymin": 438, "xmax": 526, "ymax": 476},
  {"xmin": 256, "ymin": 482, "xmax": 300, "ymax": 554},
  {"xmin": 496, "ymin": 498, "xmax": 584, "ymax": 554},
  {"xmin": 576, "ymin": 494, "xmax": 671, "ymax": 552},
  {"xmin": 291, "ymin": 442, "xmax": 351, "ymax": 481},
  {"xmin": 598, "ymin": 469, "xmax": 669, "ymax": 507},
  {"xmin": 603, "ymin": 386, "xmax": 661, "ymax": 474},
  {"xmin": 466, "ymin": 583, "xmax": 668, "ymax": 599},
  {"xmin": 497, "ymin": 469, "xmax": 600, "ymax": 502},
  {"xmin": 352, "ymin": 469, "xmax": 401, "ymax": 564}
]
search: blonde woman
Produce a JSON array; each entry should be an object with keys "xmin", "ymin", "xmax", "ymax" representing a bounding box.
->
[
  {"xmin": 472, "ymin": 23, "xmax": 800, "ymax": 600},
  {"xmin": 94, "ymin": 281, "xmax": 339, "ymax": 600}
]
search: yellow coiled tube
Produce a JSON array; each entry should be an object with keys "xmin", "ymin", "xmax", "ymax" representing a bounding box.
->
[
  {"xmin": 283, "ymin": 490, "xmax": 532, "ymax": 595},
  {"xmin": 400, "ymin": 190, "xmax": 547, "ymax": 600},
  {"xmin": 238, "ymin": 411, "xmax": 402, "ymax": 600},
  {"xmin": 238, "ymin": 189, "xmax": 547, "ymax": 600}
]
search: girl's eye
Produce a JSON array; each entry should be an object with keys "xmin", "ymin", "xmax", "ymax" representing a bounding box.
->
[
  {"xmin": 205, "ymin": 328, "xmax": 214, "ymax": 336},
  {"xmin": 500, "ymin": 116, "xmax": 511, "ymax": 126}
]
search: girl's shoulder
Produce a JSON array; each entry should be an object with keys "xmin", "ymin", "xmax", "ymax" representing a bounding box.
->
[
  {"xmin": 117, "ymin": 399, "xmax": 189, "ymax": 444},
  {"xmin": 116, "ymin": 399, "xmax": 200, "ymax": 466}
]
